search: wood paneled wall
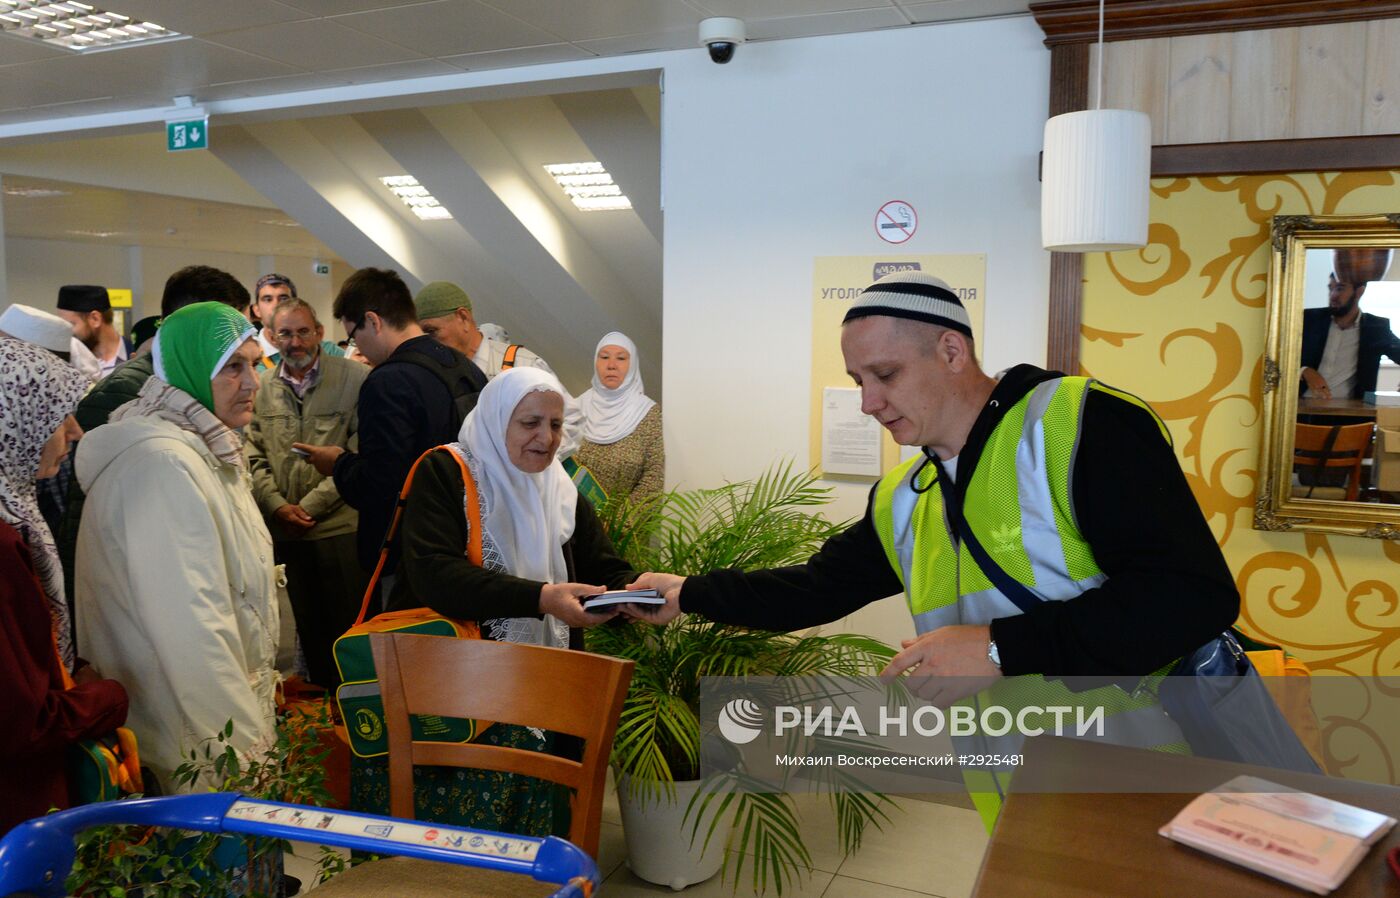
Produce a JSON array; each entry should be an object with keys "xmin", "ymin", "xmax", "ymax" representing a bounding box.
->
[{"xmin": 1088, "ymin": 19, "xmax": 1400, "ymax": 144}]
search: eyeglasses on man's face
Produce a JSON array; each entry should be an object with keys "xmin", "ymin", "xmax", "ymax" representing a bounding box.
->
[{"xmin": 275, "ymin": 327, "xmax": 316, "ymax": 342}]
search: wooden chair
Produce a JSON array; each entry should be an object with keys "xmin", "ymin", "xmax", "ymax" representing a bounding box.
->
[
  {"xmin": 1292, "ymin": 422, "xmax": 1375, "ymax": 501},
  {"xmin": 313, "ymin": 635, "xmax": 633, "ymax": 897}
]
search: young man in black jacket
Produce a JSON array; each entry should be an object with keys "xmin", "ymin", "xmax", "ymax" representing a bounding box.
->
[{"xmin": 297, "ymin": 268, "xmax": 487, "ymax": 573}]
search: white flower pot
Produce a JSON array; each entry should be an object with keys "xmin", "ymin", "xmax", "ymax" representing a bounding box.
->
[{"xmin": 616, "ymin": 774, "xmax": 735, "ymax": 891}]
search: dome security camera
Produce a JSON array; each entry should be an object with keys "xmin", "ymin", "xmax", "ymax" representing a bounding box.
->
[{"xmin": 698, "ymin": 17, "xmax": 745, "ymax": 64}]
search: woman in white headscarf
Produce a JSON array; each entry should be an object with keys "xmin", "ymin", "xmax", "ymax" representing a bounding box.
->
[
  {"xmin": 574, "ymin": 331, "xmax": 664, "ymax": 503},
  {"xmin": 353, "ymin": 366, "xmax": 635, "ymax": 835},
  {"xmin": 75, "ymin": 302, "xmax": 278, "ymax": 794}
]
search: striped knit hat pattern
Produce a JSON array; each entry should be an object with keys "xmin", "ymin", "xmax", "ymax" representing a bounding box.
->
[{"xmin": 842, "ymin": 271, "xmax": 972, "ymax": 337}]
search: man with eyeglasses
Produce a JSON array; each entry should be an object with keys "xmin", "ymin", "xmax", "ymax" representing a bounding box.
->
[
  {"xmin": 245, "ymin": 298, "xmax": 369, "ymax": 688},
  {"xmin": 295, "ymin": 268, "xmax": 487, "ymax": 588},
  {"xmin": 252, "ymin": 273, "xmax": 344, "ymax": 369}
]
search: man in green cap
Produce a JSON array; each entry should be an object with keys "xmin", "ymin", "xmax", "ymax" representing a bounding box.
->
[
  {"xmin": 414, "ymin": 280, "xmax": 584, "ymax": 464},
  {"xmin": 74, "ymin": 301, "xmax": 280, "ymax": 794},
  {"xmin": 413, "ymin": 281, "xmax": 554, "ymax": 380}
]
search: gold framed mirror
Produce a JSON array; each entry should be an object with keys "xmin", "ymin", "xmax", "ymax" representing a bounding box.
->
[{"xmin": 1257, "ymin": 213, "xmax": 1400, "ymax": 537}]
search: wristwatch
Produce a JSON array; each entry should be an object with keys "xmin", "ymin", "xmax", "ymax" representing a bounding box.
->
[{"xmin": 987, "ymin": 638, "xmax": 1002, "ymax": 670}]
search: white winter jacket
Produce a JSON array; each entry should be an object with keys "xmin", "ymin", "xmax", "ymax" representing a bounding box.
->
[{"xmin": 75, "ymin": 409, "xmax": 279, "ymax": 792}]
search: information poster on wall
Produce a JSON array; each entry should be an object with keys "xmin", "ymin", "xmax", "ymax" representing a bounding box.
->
[{"xmin": 810, "ymin": 254, "xmax": 986, "ymax": 478}]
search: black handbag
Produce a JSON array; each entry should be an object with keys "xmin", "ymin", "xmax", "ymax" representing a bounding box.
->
[{"xmin": 925, "ymin": 450, "xmax": 1321, "ymax": 773}]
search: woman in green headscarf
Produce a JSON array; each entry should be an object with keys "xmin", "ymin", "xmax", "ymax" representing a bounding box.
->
[{"xmin": 74, "ymin": 302, "xmax": 280, "ymax": 794}]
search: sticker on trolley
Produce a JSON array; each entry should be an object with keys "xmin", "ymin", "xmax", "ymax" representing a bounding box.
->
[{"xmin": 228, "ymin": 800, "xmax": 539, "ymax": 861}]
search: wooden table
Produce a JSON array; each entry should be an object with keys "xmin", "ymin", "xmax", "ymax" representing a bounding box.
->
[
  {"xmin": 1299, "ymin": 398, "xmax": 1381, "ymax": 418},
  {"xmin": 1298, "ymin": 395, "xmax": 1400, "ymax": 418},
  {"xmin": 971, "ymin": 736, "xmax": 1400, "ymax": 897}
]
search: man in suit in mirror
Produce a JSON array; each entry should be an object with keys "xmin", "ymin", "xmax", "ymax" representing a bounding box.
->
[{"xmin": 1300, "ymin": 251, "xmax": 1400, "ymax": 401}]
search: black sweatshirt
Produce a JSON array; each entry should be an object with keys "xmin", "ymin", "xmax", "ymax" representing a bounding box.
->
[
  {"xmin": 679, "ymin": 365, "xmax": 1239, "ymax": 678},
  {"xmin": 387, "ymin": 450, "xmax": 637, "ymax": 635},
  {"xmin": 332, "ymin": 335, "xmax": 486, "ymax": 570}
]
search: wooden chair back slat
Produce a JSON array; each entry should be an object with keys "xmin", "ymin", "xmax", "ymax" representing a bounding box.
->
[{"xmin": 370, "ymin": 633, "xmax": 633, "ymax": 859}]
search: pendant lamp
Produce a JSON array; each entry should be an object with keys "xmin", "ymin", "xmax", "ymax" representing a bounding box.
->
[{"xmin": 1041, "ymin": 0, "xmax": 1151, "ymax": 252}]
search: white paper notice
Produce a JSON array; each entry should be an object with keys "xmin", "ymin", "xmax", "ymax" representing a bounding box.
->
[{"xmin": 822, "ymin": 387, "xmax": 882, "ymax": 477}]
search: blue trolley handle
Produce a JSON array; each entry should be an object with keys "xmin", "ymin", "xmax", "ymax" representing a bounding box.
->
[{"xmin": 0, "ymin": 793, "xmax": 599, "ymax": 898}]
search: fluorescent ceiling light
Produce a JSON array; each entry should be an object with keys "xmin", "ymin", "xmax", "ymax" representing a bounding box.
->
[
  {"xmin": 0, "ymin": 1, "xmax": 181, "ymax": 52},
  {"xmin": 379, "ymin": 175, "xmax": 452, "ymax": 221},
  {"xmin": 544, "ymin": 162, "xmax": 632, "ymax": 212},
  {"xmin": 3, "ymin": 185, "xmax": 70, "ymax": 197}
]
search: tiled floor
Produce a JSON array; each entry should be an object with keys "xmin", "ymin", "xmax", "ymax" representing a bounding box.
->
[{"xmin": 287, "ymin": 779, "xmax": 989, "ymax": 898}]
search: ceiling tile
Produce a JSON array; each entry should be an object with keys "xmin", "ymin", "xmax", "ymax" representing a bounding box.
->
[
  {"xmin": 687, "ymin": 0, "xmax": 897, "ymax": 16},
  {"xmin": 278, "ymin": 0, "xmax": 438, "ymax": 15},
  {"xmin": 0, "ymin": 33, "xmax": 73, "ymax": 65},
  {"xmin": 899, "ymin": 0, "xmax": 1031, "ymax": 24},
  {"xmin": 0, "ymin": 71, "xmax": 66, "ymax": 113},
  {"xmin": 476, "ymin": 0, "xmax": 703, "ymax": 43},
  {"xmin": 199, "ymin": 71, "xmax": 354, "ymax": 101},
  {"xmin": 323, "ymin": 58, "xmax": 465, "ymax": 83},
  {"xmin": 574, "ymin": 27, "xmax": 696, "ymax": 57},
  {"xmin": 101, "ymin": 0, "xmax": 312, "ymax": 36},
  {"xmin": 747, "ymin": 7, "xmax": 909, "ymax": 41},
  {"xmin": 84, "ymin": 38, "xmax": 305, "ymax": 95},
  {"xmin": 206, "ymin": 19, "xmax": 426, "ymax": 71},
  {"xmin": 334, "ymin": 0, "xmax": 557, "ymax": 58},
  {"xmin": 440, "ymin": 42, "xmax": 594, "ymax": 70},
  {"xmin": 5, "ymin": 51, "xmax": 146, "ymax": 103}
]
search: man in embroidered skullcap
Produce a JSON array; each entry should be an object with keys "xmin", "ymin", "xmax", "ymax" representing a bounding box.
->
[
  {"xmin": 55, "ymin": 285, "xmax": 131, "ymax": 379},
  {"xmin": 629, "ymin": 269, "xmax": 1241, "ymax": 827},
  {"xmin": 74, "ymin": 301, "xmax": 279, "ymax": 793}
]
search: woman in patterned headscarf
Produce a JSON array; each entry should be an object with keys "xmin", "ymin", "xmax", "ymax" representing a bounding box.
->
[
  {"xmin": 75, "ymin": 302, "xmax": 279, "ymax": 794},
  {"xmin": 0, "ymin": 335, "xmax": 128, "ymax": 833}
]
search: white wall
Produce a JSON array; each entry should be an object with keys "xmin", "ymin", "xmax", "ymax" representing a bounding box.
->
[
  {"xmin": 5, "ymin": 238, "xmax": 345, "ymax": 335},
  {"xmin": 5, "ymin": 237, "xmax": 130, "ymax": 311},
  {"xmin": 659, "ymin": 18, "xmax": 1051, "ymax": 645}
]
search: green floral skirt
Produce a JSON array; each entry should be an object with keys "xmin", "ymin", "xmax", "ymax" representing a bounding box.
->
[{"xmin": 349, "ymin": 723, "xmax": 572, "ymax": 838}]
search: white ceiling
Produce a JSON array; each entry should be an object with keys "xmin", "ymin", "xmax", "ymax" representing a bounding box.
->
[
  {"xmin": 0, "ymin": 0, "xmax": 1032, "ymax": 128},
  {"xmin": 1, "ymin": 172, "xmax": 342, "ymax": 257}
]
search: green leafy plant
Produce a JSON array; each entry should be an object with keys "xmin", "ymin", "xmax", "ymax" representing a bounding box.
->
[
  {"xmin": 65, "ymin": 701, "xmax": 342, "ymax": 898},
  {"xmin": 587, "ymin": 462, "xmax": 899, "ymax": 895}
]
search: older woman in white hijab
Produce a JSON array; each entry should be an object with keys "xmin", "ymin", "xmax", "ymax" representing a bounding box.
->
[
  {"xmin": 356, "ymin": 366, "xmax": 634, "ymax": 833},
  {"xmin": 574, "ymin": 331, "xmax": 664, "ymax": 503}
]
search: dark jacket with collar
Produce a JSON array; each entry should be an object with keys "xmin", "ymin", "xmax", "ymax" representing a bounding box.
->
[
  {"xmin": 1300, "ymin": 307, "xmax": 1400, "ymax": 399},
  {"xmin": 332, "ymin": 335, "xmax": 487, "ymax": 570}
]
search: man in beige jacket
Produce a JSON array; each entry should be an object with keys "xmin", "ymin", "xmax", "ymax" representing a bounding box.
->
[{"xmin": 246, "ymin": 299, "xmax": 369, "ymax": 688}]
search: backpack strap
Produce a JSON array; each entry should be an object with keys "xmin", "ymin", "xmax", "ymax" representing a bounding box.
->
[
  {"xmin": 354, "ymin": 446, "xmax": 483, "ymax": 625},
  {"xmin": 501, "ymin": 344, "xmax": 522, "ymax": 370}
]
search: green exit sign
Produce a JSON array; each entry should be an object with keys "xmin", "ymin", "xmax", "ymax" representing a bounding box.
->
[{"xmin": 167, "ymin": 118, "xmax": 208, "ymax": 152}]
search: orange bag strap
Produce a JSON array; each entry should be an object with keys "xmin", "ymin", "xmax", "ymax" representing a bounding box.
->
[
  {"xmin": 501, "ymin": 344, "xmax": 521, "ymax": 369},
  {"xmin": 354, "ymin": 445, "xmax": 482, "ymax": 626}
]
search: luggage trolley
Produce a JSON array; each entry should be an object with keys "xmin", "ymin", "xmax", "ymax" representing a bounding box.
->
[{"xmin": 0, "ymin": 793, "xmax": 599, "ymax": 897}]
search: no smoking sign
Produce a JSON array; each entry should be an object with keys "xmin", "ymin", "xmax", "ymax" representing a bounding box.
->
[{"xmin": 875, "ymin": 200, "xmax": 917, "ymax": 244}]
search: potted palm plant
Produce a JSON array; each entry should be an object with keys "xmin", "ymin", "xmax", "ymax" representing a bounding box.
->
[{"xmin": 587, "ymin": 463, "xmax": 897, "ymax": 895}]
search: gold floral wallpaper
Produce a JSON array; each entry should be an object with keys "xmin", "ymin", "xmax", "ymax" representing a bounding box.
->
[{"xmin": 1081, "ymin": 172, "xmax": 1400, "ymax": 784}]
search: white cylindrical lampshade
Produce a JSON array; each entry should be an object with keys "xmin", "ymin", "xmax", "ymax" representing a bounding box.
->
[{"xmin": 1041, "ymin": 108, "xmax": 1151, "ymax": 252}]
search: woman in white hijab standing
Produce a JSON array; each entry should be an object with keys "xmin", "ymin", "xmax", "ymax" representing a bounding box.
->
[
  {"xmin": 351, "ymin": 366, "xmax": 636, "ymax": 835},
  {"xmin": 574, "ymin": 332, "xmax": 664, "ymax": 503}
]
